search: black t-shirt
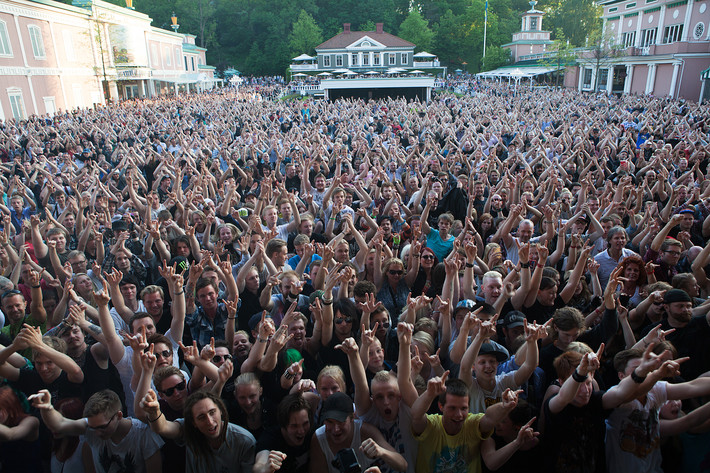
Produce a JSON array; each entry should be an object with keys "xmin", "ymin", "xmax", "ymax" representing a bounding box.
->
[
  {"xmin": 256, "ymin": 426, "xmax": 312, "ymax": 473},
  {"xmin": 523, "ymin": 295, "xmax": 565, "ymax": 325},
  {"xmin": 640, "ymin": 316, "xmax": 710, "ymax": 380},
  {"xmin": 543, "ymin": 391, "xmax": 609, "ymax": 473},
  {"xmin": 12, "ymin": 366, "xmax": 82, "ymax": 404}
]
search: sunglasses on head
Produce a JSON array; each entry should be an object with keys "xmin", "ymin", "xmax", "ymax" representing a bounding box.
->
[
  {"xmin": 161, "ymin": 381, "xmax": 186, "ymax": 397},
  {"xmin": 388, "ymin": 270, "xmax": 403, "ymax": 276},
  {"xmin": 335, "ymin": 317, "xmax": 353, "ymax": 324},
  {"xmin": 1, "ymin": 289, "xmax": 22, "ymax": 300},
  {"xmin": 213, "ymin": 354, "xmax": 232, "ymax": 363}
]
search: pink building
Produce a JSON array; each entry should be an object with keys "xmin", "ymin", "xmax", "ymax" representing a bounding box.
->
[
  {"xmin": 579, "ymin": 0, "xmax": 710, "ymax": 100},
  {"xmin": 502, "ymin": 1, "xmax": 553, "ymax": 62},
  {"xmin": 0, "ymin": 0, "xmax": 218, "ymax": 120}
]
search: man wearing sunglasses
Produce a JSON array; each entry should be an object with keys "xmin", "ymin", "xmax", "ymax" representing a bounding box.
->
[{"xmin": 32, "ymin": 388, "xmax": 164, "ymax": 473}]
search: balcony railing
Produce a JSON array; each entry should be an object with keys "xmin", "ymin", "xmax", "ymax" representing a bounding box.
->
[
  {"xmin": 290, "ymin": 63, "xmax": 318, "ymax": 71},
  {"xmin": 412, "ymin": 60, "xmax": 441, "ymax": 67}
]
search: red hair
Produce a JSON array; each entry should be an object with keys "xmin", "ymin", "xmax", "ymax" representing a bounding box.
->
[
  {"xmin": 0, "ymin": 386, "xmax": 29, "ymax": 427},
  {"xmin": 617, "ymin": 255, "xmax": 648, "ymax": 286}
]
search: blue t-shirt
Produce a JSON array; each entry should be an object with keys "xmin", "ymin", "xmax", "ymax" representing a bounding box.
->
[{"xmin": 426, "ymin": 228, "xmax": 454, "ymax": 261}]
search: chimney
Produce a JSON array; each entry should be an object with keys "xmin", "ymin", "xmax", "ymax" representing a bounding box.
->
[
  {"xmin": 343, "ymin": 23, "xmax": 351, "ymax": 34},
  {"xmin": 376, "ymin": 23, "xmax": 383, "ymax": 34}
]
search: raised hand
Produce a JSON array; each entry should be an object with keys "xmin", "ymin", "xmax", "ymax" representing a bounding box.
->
[
  {"xmin": 515, "ymin": 417, "xmax": 540, "ymax": 448},
  {"xmin": 426, "ymin": 371, "xmax": 450, "ymax": 397},
  {"xmin": 28, "ymin": 390, "xmax": 53, "ymax": 410},
  {"xmin": 140, "ymin": 343, "xmax": 157, "ymax": 373},
  {"xmin": 335, "ymin": 337, "xmax": 358, "ymax": 356},
  {"xmin": 139, "ymin": 389, "xmax": 161, "ymax": 418}
]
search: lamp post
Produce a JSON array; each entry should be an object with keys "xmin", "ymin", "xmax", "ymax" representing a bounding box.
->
[{"xmin": 171, "ymin": 12, "xmax": 179, "ymax": 33}]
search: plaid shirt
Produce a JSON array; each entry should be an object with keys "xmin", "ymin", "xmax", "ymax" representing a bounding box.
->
[{"xmin": 185, "ymin": 302, "xmax": 230, "ymax": 349}]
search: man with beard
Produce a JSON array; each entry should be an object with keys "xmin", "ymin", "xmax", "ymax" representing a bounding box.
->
[
  {"xmin": 254, "ymin": 393, "xmax": 314, "ymax": 473},
  {"xmin": 640, "ymin": 289, "xmax": 710, "ymax": 381}
]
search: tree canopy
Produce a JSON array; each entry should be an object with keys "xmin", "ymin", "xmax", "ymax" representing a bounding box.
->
[{"xmin": 58, "ymin": 0, "xmax": 602, "ymax": 75}]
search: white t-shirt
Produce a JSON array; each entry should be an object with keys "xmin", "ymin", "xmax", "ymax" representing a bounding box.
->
[
  {"xmin": 360, "ymin": 402, "xmax": 417, "ymax": 473},
  {"xmin": 605, "ymin": 381, "xmax": 667, "ymax": 473},
  {"xmin": 469, "ymin": 370, "xmax": 521, "ymax": 414},
  {"xmin": 84, "ymin": 418, "xmax": 163, "ymax": 473}
]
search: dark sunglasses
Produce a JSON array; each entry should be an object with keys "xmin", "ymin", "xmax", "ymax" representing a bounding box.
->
[
  {"xmin": 161, "ymin": 380, "xmax": 186, "ymax": 397},
  {"xmin": 213, "ymin": 354, "xmax": 232, "ymax": 363},
  {"xmin": 421, "ymin": 254, "xmax": 435, "ymax": 260},
  {"xmin": 372, "ymin": 321, "xmax": 390, "ymax": 329},
  {"xmin": 152, "ymin": 350, "xmax": 171, "ymax": 359},
  {"xmin": 335, "ymin": 317, "xmax": 353, "ymax": 324},
  {"xmin": 652, "ymin": 301, "xmax": 664, "ymax": 306},
  {"xmin": 388, "ymin": 270, "xmax": 403, "ymax": 276},
  {"xmin": 88, "ymin": 411, "xmax": 118, "ymax": 430}
]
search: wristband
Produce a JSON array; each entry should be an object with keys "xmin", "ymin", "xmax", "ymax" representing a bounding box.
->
[
  {"xmin": 520, "ymin": 262, "xmax": 530, "ymax": 269},
  {"xmin": 148, "ymin": 411, "xmax": 163, "ymax": 423},
  {"xmin": 227, "ymin": 316, "xmax": 236, "ymax": 320},
  {"xmin": 175, "ymin": 290, "xmax": 184, "ymax": 295},
  {"xmin": 257, "ymin": 337, "xmax": 268, "ymax": 343},
  {"xmin": 284, "ymin": 370, "xmax": 295, "ymax": 380},
  {"xmin": 31, "ymin": 285, "xmax": 41, "ymax": 289},
  {"xmin": 322, "ymin": 298, "xmax": 333, "ymax": 305},
  {"xmin": 572, "ymin": 369, "xmax": 588, "ymax": 383},
  {"xmin": 630, "ymin": 370, "xmax": 646, "ymax": 384},
  {"xmin": 465, "ymin": 262, "xmax": 474, "ymax": 268}
]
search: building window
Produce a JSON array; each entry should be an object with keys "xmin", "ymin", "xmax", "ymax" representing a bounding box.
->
[
  {"xmin": 336, "ymin": 55, "xmax": 343, "ymax": 66},
  {"xmin": 191, "ymin": 57, "xmax": 195, "ymax": 70},
  {"xmin": 530, "ymin": 17, "xmax": 538, "ymax": 30},
  {"xmin": 0, "ymin": 21, "xmax": 12, "ymax": 56},
  {"xmin": 663, "ymin": 24, "xmax": 683, "ymax": 43},
  {"xmin": 625, "ymin": 2, "xmax": 636, "ymax": 8},
  {"xmin": 401, "ymin": 52, "xmax": 407, "ymax": 64},
  {"xmin": 184, "ymin": 56, "xmax": 188, "ymax": 70},
  {"xmin": 323, "ymin": 55, "xmax": 330, "ymax": 67},
  {"xmin": 609, "ymin": 7, "xmax": 618, "ymax": 12},
  {"xmin": 165, "ymin": 47, "xmax": 171, "ymax": 66},
  {"xmin": 28, "ymin": 25, "xmax": 45, "ymax": 59},
  {"xmin": 350, "ymin": 53, "xmax": 357, "ymax": 66},
  {"xmin": 8, "ymin": 89, "xmax": 26, "ymax": 120},
  {"xmin": 362, "ymin": 54, "xmax": 369, "ymax": 66},
  {"xmin": 641, "ymin": 28, "xmax": 657, "ymax": 46},
  {"xmin": 62, "ymin": 30, "xmax": 74, "ymax": 62},
  {"xmin": 693, "ymin": 22, "xmax": 705, "ymax": 40},
  {"xmin": 622, "ymin": 31, "xmax": 637, "ymax": 47},
  {"xmin": 389, "ymin": 53, "xmax": 395, "ymax": 65},
  {"xmin": 373, "ymin": 54, "xmax": 380, "ymax": 65},
  {"xmin": 598, "ymin": 68, "xmax": 609, "ymax": 90},
  {"xmin": 582, "ymin": 68, "xmax": 592, "ymax": 88}
]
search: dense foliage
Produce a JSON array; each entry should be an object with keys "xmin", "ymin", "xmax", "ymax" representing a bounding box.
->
[{"xmin": 62, "ymin": 0, "xmax": 601, "ymax": 75}]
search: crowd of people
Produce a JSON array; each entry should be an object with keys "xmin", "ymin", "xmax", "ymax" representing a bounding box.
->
[{"xmin": 0, "ymin": 81, "xmax": 708, "ymax": 473}]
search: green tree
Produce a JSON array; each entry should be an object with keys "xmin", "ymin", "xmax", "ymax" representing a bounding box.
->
[
  {"xmin": 481, "ymin": 46, "xmax": 511, "ymax": 71},
  {"xmin": 542, "ymin": 0, "xmax": 601, "ymax": 46},
  {"xmin": 398, "ymin": 9, "xmax": 434, "ymax": 51},
  {"xmin": 578, "ymin": 30, "xmax": 623, "ymax": 91},
  {"xmin": 540, "ymin": 32, "xmax": 578, "ymax": 87},
  {"xmin": 288, "ymin": 10, "xmax": 324, "ymax": 56}
]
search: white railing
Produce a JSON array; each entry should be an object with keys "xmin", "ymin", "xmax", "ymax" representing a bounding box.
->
[
  {"xmin": 412, "ymin": 60, "xmax": 441, "ymax": 67},
  {"xmin": 290, "ymin": 84, "xmax": 323, "ymax": 91},
  {"xmin": 290, "ymin": 63, "xmax": 318, "ymax": 71}
]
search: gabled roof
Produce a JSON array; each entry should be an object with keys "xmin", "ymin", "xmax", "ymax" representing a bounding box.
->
[{"xmin": 316, "ymin": 30, "xmax": 414, "ymax": 50}]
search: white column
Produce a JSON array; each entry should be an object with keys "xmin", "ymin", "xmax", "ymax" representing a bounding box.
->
[
  {"xmin": 646, "ymin": 64, "xmax": 657, "ymax": 93},
  {"xmin": 635, "ymin": 12, "xmax": 644, "ymax": 47},
  {"xmin": 656, "ymin": 6, "xmax": 666, "ymax": 45},
  {"xmin": 606, "ymin": 67, "xmax": 613, "ymax": 93},
  {"xmin": 669, "ymin": 62, "xmax": 681, "ymax": 97},
  {"xmin": 681, "ymin": 0, "xmax": 694, "ymax": 41},
  {"xmin": 578, "ymin": 66, "xmax": 585, "ymax": 91},
  {"xmin": 358, "ymin": 52, "xmax": 363, "ymax": 67},
  {"xmin": 624, "ymin": 65, "xmax": 634, "ymax": 93}
]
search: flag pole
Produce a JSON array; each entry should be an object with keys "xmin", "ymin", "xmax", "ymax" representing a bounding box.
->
[{"xmin": 483, "ymin": 0, "xmax": 488, "ymax": 58}]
